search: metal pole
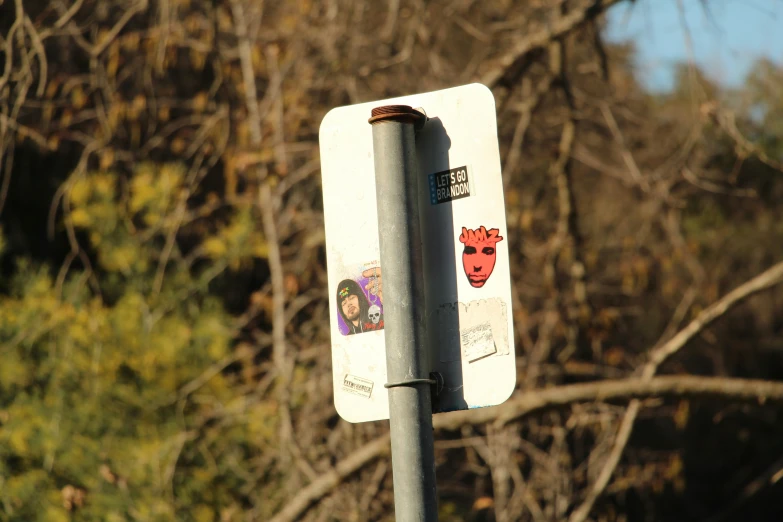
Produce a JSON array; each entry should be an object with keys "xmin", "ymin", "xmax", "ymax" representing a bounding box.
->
[{"xmin": 369, "ymin": 106, "xmax": 438, "ymax": 522}]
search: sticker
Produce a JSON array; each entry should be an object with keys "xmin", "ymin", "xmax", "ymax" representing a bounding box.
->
[
  {"xmin": 336, "ymin": 263, "xmax": 384, "ymax": 335},
  {"xmin": 433, "ymin": 298, "xmax": 510, "ymax": 363},
  {"xmin": 461, "ymin": 322, "xmax": 497, "ymax": 362},
  {"xmin": 428, "ymin": 165, "xmax": 471, "ymax": 205},
  {"xmin": 459, "ymin": 226, "xmax": 503, "ymax": 288},
  {"xmin": 343, "ymin": 374, "xmax": 374, "ymax": 398}
]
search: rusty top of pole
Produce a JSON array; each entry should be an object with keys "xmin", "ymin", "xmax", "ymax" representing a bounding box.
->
[{"xmin": 368, "ymin": 105, "xmax": 427, "ymax": 129}]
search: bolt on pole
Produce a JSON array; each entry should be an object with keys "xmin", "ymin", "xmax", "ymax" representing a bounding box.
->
[{"xmin": 369, "ymin": 105, "xmax": 439, "ymax": 522}]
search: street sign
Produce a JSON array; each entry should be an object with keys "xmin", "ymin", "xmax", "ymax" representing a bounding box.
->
[{"xmin": 320, "ymin": 83, "xmax": 515, "ymax": 423}]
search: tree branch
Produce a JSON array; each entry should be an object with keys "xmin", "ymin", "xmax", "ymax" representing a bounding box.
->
[
  {"xmin": 480, "ymin": 0, "xmax": 626, "ymax": 88},
  {"xmin": 568, "ymin": 259, "xmax": 783, "ymax": 522},
  {"xmin": 268, "ymin": 434, "xmax": 391, "ymax": 522},
  {"xmin": 271, "ymin": 376, "xmax": 783, "ymax": 522},
  {"xmin": 643, "ymin": 259, "xmax": 783, "ymax": 379}
]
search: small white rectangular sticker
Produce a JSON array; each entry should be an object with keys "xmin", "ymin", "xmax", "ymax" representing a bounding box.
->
[
  {"xmin": 461, "ymin": 322, "xmax": 497, "ymax": 362},
  {"xmin": 343, "ymin": 375, "xmax": 374, "ymax": 398}
]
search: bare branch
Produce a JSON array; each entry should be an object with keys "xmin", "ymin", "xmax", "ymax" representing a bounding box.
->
[
  {"xmin": 481, "ymin": 0, "xmax": 626, "ymax": 88},
  {"xmin": 438, "ymin": 376, "xmax": 783, "ymax": 431},
  {"xmin": 568, "ymin": 259, "xmax": 783, "ymax": 522},
  {"xmin": 600, "ymin": 103, "xmax": 650, "ymax": 192},
  {"xmin": 91, "ymin": 0, "xmax": 149, "ymax": 57},
  {"xmin": 268, "ymin": 434, "xmax": 392, "ymax": 522},
  {"xmin": 272, "ymin": 376, "xmax": 783, "ymax": 522},
  {"xmin": 702, "ymin": 102, "xmax": 783, "ymax": 173},
  {"xmin": 643, "ymin": 259, "xmax": 783, "ymax": 379}
]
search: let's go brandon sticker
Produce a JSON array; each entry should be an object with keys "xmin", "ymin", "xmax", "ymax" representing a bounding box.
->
[{"xmin": 428, "ymin": 165, "xmax": 471, "ymax": 205}]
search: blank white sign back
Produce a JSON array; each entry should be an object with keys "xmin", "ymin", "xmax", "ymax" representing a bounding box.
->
[{"xmin": 319, "ymin": 83, "xmax": 515, "ymax": 423}]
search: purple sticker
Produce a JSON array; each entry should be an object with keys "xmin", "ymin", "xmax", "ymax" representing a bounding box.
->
[{"xmin": 336, "ymin": 266, "xmax": 384, "ymax": 336}]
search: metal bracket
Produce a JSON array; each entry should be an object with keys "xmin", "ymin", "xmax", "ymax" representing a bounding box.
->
[
  {"xmin": 384, "ymin": 372, "xmax": 444, "ymax": 397},
  {"xmin": 384, "ymin": 377, "xmax": 436, "ymax": 389}
]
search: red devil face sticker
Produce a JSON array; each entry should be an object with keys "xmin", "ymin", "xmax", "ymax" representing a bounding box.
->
[{"xmin": 459, "ymin": 226, "xmax": 504, "ymax": 288}]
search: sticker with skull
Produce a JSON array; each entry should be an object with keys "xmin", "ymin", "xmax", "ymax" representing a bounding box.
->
[
  {"xmin": 459, "ymin": 226, "xmax": 504, "ymax": 288},
  {"xmin": 336, "ymin": 265, "xmax": 384, "ymax": 335},
  {"xmin": 368, "ymin": 305, "xmax": 381, "ymax": 324}
]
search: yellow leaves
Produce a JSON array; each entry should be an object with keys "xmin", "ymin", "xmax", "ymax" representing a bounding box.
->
[
  {"xmin": 130, "ymin": 174, "xmax": 158, "ymax": 213},
  {"xmin": 71, "ymin": 87, "xmax": 87, "ymax": 110},
  {"xmin": 674, "ymin": 400, "xmax": 690, "ymax": 430},
  {"xmin": 98, "ymin": 242, "xmax": 138, "ymax": 273},
  {"xmin": 171, "ymin": 137, "xmax": 186, "ymax": 154},
  {"xmin": 107, "ymin": 43, "xmax": 120, "ymax": 79},
  {"xmin": 100, "ymin": 149, "xmax": 115, "ymax": 170},
  {"xmin": 246, "ymin": 400, "xmax": 278, "ymax": 442},
  {"xmin": 8, "ymin": 427, "xmax": 28, "ymax": 454},
  {"xmin": 194, "ymin": 505, "xmax": 215, "ymax": 522},
  {"xmin": 519, "ymin": 208, "xmax": 533, "ymax": 231},
  {"xmin": 121, "ymin": 32, "xmax": 140, "ymax": 52},
  {"xmin": 68, "ymin": 312, "xmax": 92, "ymax": 346},
  {"xmin": 132, "ymin": 94, "xmax": 146, "ymax": 113},
  {"xmin": 0, "ymin": 200, "xmax": 245, "ymax": 518},
  {"xmin": 44, "ymin": 506, "xmax": 70, "ymax": 522},
  {"xmin": 46, "ymin": 80, "xmax": 60, "ymax": 98},
  {"xmin": 70, "ymin": 208, "xmax": 92, "ymax": 227},
  {"xmin": 193, "ymin": 92, "xmax": 208, "ymax": 113},
  {"xmin": 29, "ymin": 270, "xmax": 55, "ymax": 297},
  {"xmin": 4, "ymin": 469, "xmax": 49, "ymax": 503},
  {"xmin": 201, "ymin": 205, "xmax": 268, "ymax": 268},
  {"xmin": 0, "ymin": 349, "xmax": 29, "ymax": 390},
  {"xmin": 93, "ymin": 173, "xmax": 116, "ymax": 198},
  {"xmin": 126, "ymin": 95, "xmax": 147, "ymax": 122},
  {"xmin": 217, "ymin": 7, "xmax": 233, "ymax": 32},
  {"xmin": 207, "ymin": 338, "xmax": 226, "ymax": 360},
  {"xmin": 60, "ymin": 109, "xmax": 73, "ymax": 127},
  {"xmin": 3, "ymin": 405, "xmax": 49, "ymax": 456},
  {"xmin": 129, "ymin": 163, "xmax": 184, "ymax": 225},
  {"xmin": 252, "ymin": 241, "xmax": 269, "ymax": 258},
  {"xmin": 203, "ymin": 237, "xmax": 227, "ymax": 257},
  {"xmin": 69, "ymin": 173, "xmax": 122, "ymax": 257}
]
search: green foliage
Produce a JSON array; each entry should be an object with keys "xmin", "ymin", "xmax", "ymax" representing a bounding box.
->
[{"xmin": 0, "ymin": 164, "xmax": 273, "ymax": 521}]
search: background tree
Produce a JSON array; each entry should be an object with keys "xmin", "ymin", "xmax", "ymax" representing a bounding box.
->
[{"xmin": 1, "ymin": 1, "xmax": 783, "ymax": 521}]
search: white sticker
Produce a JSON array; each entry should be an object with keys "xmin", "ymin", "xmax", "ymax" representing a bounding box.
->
[
  {"xmin": 434, "ymin": 297, "xmax": 510, "ymax": 363},
  {"xmin": 342, "ymin": 374, "xmax": 374, "ymax": 399},
  {"xmin": 461, "ymin": 322, "xmax": 497, "ymax": 362}
]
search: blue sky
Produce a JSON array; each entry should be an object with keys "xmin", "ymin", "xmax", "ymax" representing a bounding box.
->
[{"xmin": 605, "ymin": 0, "xmax": 783, "ymax": 91}]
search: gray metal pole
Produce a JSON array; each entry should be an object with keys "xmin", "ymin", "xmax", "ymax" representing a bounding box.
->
[{"xmin": 369, "ymin": 106, "xmax": 438, "ymax": 522}]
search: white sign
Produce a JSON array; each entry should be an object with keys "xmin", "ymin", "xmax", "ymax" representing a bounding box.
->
[{"xmin": 319, "ymin": 83, "xmax": 515, "ymax": 423}]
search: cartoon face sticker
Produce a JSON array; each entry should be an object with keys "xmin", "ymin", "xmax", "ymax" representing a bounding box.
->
[{"xmin": 459, "ymin": 226, "xmax": 504, "ymax": 288}]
